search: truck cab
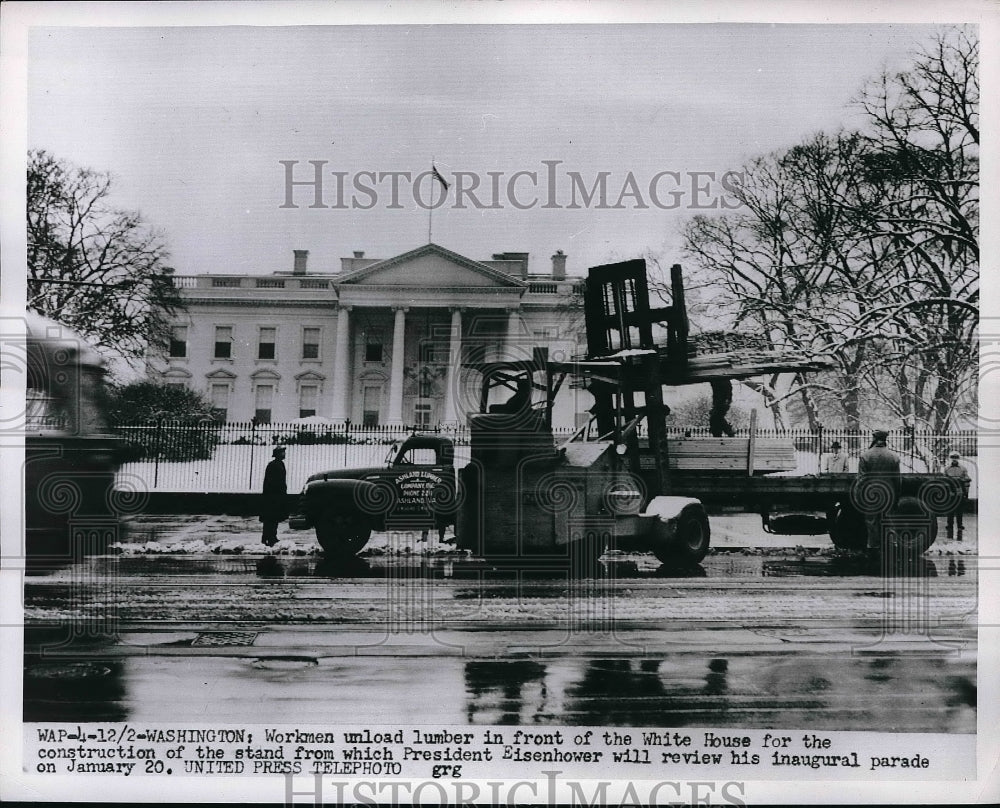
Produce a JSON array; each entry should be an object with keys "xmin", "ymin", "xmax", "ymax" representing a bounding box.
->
[{"xmin": 291, "ymin": 433, "xmax": 457, "ymax": 557}]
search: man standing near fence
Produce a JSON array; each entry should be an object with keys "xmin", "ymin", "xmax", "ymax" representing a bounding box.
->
[
  {"xmin": 943, "ymin": 451, "xmax": 971, "ymax": 541},
  {"xmin": 260, "ymin": 446, "xmax": 288, "ymax": 547},
  {"xmin": 823, "ymin": 441, "xmax": 848, "ymax": 473},
  {"xmin": 857, "ymin": 430, "xmax": 900, "ymax": 558}
]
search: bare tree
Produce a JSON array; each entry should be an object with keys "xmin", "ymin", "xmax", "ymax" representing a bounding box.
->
[
  {"xmin": 681, "ymin": 26, "xmax": 978, "ymax": 433},
  {"xmin": 682, "ymin": 133, "xmax": 886, "ymax": 431},
  {"xmin": 27, "ymin": 150, "xmax": 182, "ymax": 360},
  {"xmin": 850, "ymin": 25, "xmax": 978, "ymax": 432}
]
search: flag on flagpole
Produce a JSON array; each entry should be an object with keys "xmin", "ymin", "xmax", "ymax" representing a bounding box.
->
[{"xmin": 431, "ymin": 164, "xmax": 450, "ymax": 192}]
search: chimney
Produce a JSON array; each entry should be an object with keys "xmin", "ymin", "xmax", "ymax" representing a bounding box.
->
[
  {"xmin": 353, "ymin": 250, "xmax": 365, "ymax": 259},
  {"xmin": 551, "ymin": 250, "xmax": 566, "ymax": 280},
  {"xmin": 293, "ymin": 250, "xmax": 309, "ymax": 275}
]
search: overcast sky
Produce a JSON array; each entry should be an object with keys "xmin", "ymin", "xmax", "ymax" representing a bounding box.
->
[{"xmin": 27, "ymin": 22, "xmax": 937, "ymax": 278}]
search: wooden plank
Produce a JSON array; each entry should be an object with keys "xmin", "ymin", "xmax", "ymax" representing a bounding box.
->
[{"xmin": 658, "ymin": 436, "xmax": 797, "ymax": 473}]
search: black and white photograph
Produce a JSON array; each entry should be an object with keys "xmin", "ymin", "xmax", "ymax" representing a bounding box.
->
[{"xmin": 1, "ymin": 1, "xmax": 996, "ymax": 804}]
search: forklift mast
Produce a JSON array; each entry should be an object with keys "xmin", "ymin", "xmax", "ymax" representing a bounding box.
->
[{"xmin": 583, "ymin": 259, "xmax": 690, "ymax": 497}]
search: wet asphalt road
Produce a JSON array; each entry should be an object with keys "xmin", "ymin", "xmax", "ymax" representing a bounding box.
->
[{"xmin": 23, "ymin": 514, "xmax": 979, "ymax": 732}]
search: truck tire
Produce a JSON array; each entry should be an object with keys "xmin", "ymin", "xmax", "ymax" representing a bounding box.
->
[
  {"xmin": 828, "ymin": 502, "xmax": 866, "ymax": 551},
  {"xmin": 315, "ymin": 511, "xmax": 371, "ymax": 558},
  {"xmin": 653, "ymin": 503, "xmax": 711, "ymax": 565}
]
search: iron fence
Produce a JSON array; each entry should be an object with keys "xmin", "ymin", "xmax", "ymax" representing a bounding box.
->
[{"xmin": 112, "ymin": 420, "xmax": 979, "ymax": 494}]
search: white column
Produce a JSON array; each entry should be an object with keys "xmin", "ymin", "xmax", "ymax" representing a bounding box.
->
[
  {"xmin": 386, "ymin": 306, "xmax": 407, "ymax": 425},
  {"xmin": 442, "ymin": 307, "xmax": 463, "ymax": 425},
  {"xmin": 330, "ymin": 305, "xmax": 351, "ymax": 421},
  {"xmin": 505, "ymin": 306, "xmax": 522, "ymax": 360}
]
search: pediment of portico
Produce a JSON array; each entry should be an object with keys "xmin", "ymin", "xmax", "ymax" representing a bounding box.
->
[{"xmin": 336, "ymin": 243, "xmax": 527, "ymax": 289}]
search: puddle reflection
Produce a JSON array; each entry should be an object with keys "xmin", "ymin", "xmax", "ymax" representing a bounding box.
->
[
  {"xmin": 23, "ymin": 657, "xmax": 128, "ymax": 722},
  {"xmin": 462, "ymin": 655, "xmax": 976, "ymax": 730},
  {"xmin": 22, "ymin": 637, "xmax": 975, "ymax": 731}
]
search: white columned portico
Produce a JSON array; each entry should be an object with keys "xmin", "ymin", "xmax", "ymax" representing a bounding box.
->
[
  {"xmin": 441, "ymin": 307, "xmax": 463, "ymax": 425},
  {"xmin": 331, "ymin": 304, "xmax": 352, "ymax": 421},
  {"xmin": 386, "ymin": 306, "xmax": 407, "ymax": 425}
]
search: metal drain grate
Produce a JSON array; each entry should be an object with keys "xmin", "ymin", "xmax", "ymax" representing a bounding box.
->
[{"xmin": 192, "ymin": 631, "xmax": 259, "ymax": 647}]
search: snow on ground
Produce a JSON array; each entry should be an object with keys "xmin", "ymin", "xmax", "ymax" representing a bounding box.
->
[{"xmin": 109, "ymin": 513, "xmax": 977, "ymax": 557}]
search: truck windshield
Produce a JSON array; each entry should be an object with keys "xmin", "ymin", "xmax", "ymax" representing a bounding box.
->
[
  {"xmin": 384, "ymin": 443, "xmax": 401, "ymax": 466},
  {"xmin": 397, "ymin": 447, "xmax": 437, "ymax": 465}
]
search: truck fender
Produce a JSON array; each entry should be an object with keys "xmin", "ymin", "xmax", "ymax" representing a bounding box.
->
[
  {"xmin": 642, "ymin": 496, "xmax": 711, "ymax": 565},
  {"xmin": 641, "ymin": 496, "xmax": 703, "ymax": 523},
  {"xmin": 302, "ymin": 478, "xmax": 389, "ymax": 527}
]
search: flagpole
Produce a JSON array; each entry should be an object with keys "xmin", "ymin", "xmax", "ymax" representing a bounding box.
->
[{"xmin": 428, "ymin": 155, "xmax": 434, "ymax": 244}]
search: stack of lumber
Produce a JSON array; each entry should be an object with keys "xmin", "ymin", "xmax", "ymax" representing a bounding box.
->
[
  {"xmin": 659, "ymin": 330, "xmax": 835, "ymax": 384},
  {"xmin": 659, "ymin": 347, "xmax": 833, "ymax": 383},
  {"xmin": 665, "ymin": 437, "xmax": 796, "ymax": 473},
  {"xmin": 689, "ymin": 330, "xmax": 773, "ymax": 354}
]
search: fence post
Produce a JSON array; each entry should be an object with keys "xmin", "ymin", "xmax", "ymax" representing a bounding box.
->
[
  {"xmin": 248, "ymin": 417, "xmax": 258, "ymax": 491},
  {"xmin": 344, "ymin": 418, "xmax": 351, "ymax": 466},
  {"xmin": 154, "ymin": 418, "xmax": 163, "ymax": 489},
  {"xmin": 817, "ymin": 423, "xmax": 824, "ymax": 475}
]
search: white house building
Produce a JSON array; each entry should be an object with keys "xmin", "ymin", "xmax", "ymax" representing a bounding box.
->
[{"xmin": 150, "ymin": 243, "xmax": 590, "ymax": 427}]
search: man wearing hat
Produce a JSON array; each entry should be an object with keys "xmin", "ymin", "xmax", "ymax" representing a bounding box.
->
[
  {"xmin": 857, "ymin": 430, "xmax": 900, "ymax": 555},
  {"xmin": 942, "ymin": 451, "xmax": 971, "ymax": 540},
  {"xmin": 822, "ymin": 441, "xmax": 848, "ymax": 474},
  {"xmin": 260, "ymin": 446, "xmax": 288, "ymax": 547}
]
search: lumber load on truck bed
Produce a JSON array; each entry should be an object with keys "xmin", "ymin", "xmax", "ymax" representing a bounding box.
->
[
  {"xmin": 670, "ymin": 437, "xmax": 796, "ymax": 472},
  {"xmin": 638, "ymin": 437, "xmax": 798, "ymax": 473}
]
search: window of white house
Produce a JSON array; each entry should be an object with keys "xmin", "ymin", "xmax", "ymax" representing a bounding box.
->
[
  {"xmin": 414, "ymin": 401, "xmax": 432, "ymax": 428},
  {"xmin": 302, "ymin": 327, "xmax": 321, "ymax": 360},
  {"xmin": 364, "ymin": 330, "xmax": 384, "ymax": 362},
  {"xmin": 214, "ymin": 326, "xmax": 233, "ymax": 359},
  {"xmin": 362, "ymin": 384, "xmax": 381, "ymax": 426},
  {"xmin": 533, "ymin": 327, "xmax": 558, "ymax": 340},
  {"xmin": 210, "ymin": 383, "xmax": 230, "ymax": 422},
  {"xmin": 169, "ymin": 325, "xmax": 188, "ymax": 358},
  {"xmin": 258, "ymin": 327, "xmax": 277, "ymax": 360},
  {"xmin": 299, "ymin": 384, "xmax": 318, "ymax": 418},
  {"xmin": 254, "ymin": 384, "xmax": 274, "ymax": 423}
]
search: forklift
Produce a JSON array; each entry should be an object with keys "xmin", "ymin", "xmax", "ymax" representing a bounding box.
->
[{"xmin": 455, "ymin": 258, "xmax": 943, "ymax": 570}]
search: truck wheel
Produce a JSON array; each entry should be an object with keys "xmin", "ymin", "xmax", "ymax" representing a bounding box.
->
[
  {"xmin": 828, "ymin": 502, "xmax": 866, "ymax": 551},
  {"xmin": 653, "ymin": 504, "xmax": 711, "ymax": 565},
  {"xmin": 886, "ymin": 495, "xmax": 937, "ymax": 556},
  {"xmin": 315, "ymin": 512, "xmax": 371, "ymax": 558}
]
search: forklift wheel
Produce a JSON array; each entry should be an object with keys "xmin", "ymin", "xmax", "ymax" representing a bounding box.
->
[
  {"xmin": 315, "ymin": 512, "xmax": 371, "ymax": 558},
  {"xmin": 653, "ymin": 504, "xmax": 710, "ymax": 565}
]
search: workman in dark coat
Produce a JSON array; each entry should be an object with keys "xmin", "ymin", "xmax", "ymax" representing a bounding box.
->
[
  {"xmin": 709, "ymin": 379, "xmax": 736, "ymax": 437},
  {"xmin": 260, "ymin": 446, "xmax": 288, "ymax": 547},
  {"xmin": 942, "ymin": 451, "xmax": 971, "ymax": 540},
  {"xmin": 857, "ymin": 430, "xmax": 900, "ymax": 555}
]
